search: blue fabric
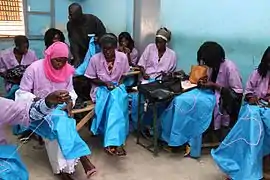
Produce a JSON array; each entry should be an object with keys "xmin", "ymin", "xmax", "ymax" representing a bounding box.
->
[
  {"xmin": 75, "ymin": 36, "xmax": 100, "ymax": 76},
  {"xmin": 91, "ymin": 84, "xmax": 129, "ymax": 147},
  {"xmin": 5, "ymin": 84, "xmax": 19, "ymax": 100},
  {"xmin": 161, "ymin": 89, "xmax": 216, "ymax": 158},
  {"xmin": 0, "ymin": 145, "xmax": 28, "ymax": 180},
  {"xmin": 211, "ymin": 104, "xmax": 270, "ymax": 180},
  {"xmin": 28, "ymin": 107, "xmax": 91, "ymax": 159}
]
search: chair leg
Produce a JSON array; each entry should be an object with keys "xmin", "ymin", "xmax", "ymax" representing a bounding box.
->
[
  {"xmin": 153, "ymin": 103, "xmax": 158, "ymax": 156},
  {"xmin": 136, "ymin": 93, "xmax": 141, "ymax": 144},
  {"xmin": 76, "ymin": 110, "xmax": 94, "ymax": 131}
]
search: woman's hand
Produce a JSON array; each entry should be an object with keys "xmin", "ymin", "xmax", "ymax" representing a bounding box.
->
[
  {"xmin": 66, "ymin": 101, "xmax": 73, "ymax": 117},
  {"xmin": 105, "ymin": 82, "xmax": 116, "ymax": 90},
  {"xmin": 247, "ymin": 96, "xmax": 259, "ymax": 105},
  {"xmin": 45, "ymin": 90, "xmax": 71, "ymax": 108},
  {"xmin": 123, "ymin": 47, "xmax": 131, "ymax": 54}
]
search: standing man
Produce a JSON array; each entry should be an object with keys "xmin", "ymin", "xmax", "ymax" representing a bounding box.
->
[{"xmin": 67, "ymin": 3, "xmax": 106, "ymax": 102}]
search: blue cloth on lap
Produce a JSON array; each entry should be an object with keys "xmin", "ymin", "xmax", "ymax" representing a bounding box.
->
[
  {"xmin": 211, "ymin": 104, "xmax": 270, "ymax": 180},
  {"xmin": 91, "ymin": 84, "xmax": 129, "ymax": 147},
  {"xmin": 28, "ymin": 106, "xmax": 91, "ymax": 159}
]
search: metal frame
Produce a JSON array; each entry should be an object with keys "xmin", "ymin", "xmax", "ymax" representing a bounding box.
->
[
  {"xmin": 23, "ymin": 0, "xmax": 55, "ymax": 40},
  {"xmin": 136, "ymin": 93, "xmax": 160, "ymax": 157}
]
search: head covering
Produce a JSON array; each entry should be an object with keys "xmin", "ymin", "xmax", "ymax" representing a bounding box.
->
[
  {"xmin": 99, "ymin": 33, "xmax": 117, "ymax": 47},
  {"xmin": 156, "ymin": 27, "xmax": 171, "ymax": 42},
  {"xmin": 43, "ymin": 42, "xmax": 74, "ymax": 83}
]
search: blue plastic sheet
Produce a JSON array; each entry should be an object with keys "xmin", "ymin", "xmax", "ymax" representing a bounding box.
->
[
  {"xmin": 0, "ymin": 145, "xmax": 28, "ymax": 180},
  {"xmin": 28, "ymin": 107, "xmax": 91, "ymax": 159},
  {"xmin": 161, "ymin": 89, "xmax": 216, "ymax": 158},
  {"xmin": 91, "ymin": 84, "xmax": 129, "ymax": 147},
  {"xmin": 211, "ymin": 104, "xmax": 270, "ymax": 180},
  {"xmin": 75, "ymin": 36, "xmax": 101, "ymax": 76}
]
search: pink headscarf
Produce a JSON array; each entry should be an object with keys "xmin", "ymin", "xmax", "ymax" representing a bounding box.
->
[{"xmin": 43, "ymin": 42, "xmax": 74, "ymax": 83}]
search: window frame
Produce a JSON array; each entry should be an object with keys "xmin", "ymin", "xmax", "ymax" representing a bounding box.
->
[
  {"xmin": 0, "ymin": 0, "xmax": 55, "ymax": 40},
  {"xmin": 23, "ymin": 0, "xmax": 55, "ymax": 40}
]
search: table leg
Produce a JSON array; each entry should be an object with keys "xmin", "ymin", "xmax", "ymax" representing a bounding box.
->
[
  {"xmin": 153, "ymin": 103, "xmax": 158, "ymax": 156},
  {"xmin": 136, "ymin": 92, "xmax": 141, "ymax": 144}
]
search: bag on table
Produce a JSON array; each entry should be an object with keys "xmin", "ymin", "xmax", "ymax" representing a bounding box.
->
[
  {"xmin": 189, "ymin": 65, "xmax": 208, "ymax": 84},
  {"xmin": 138, "ymin": 71, "xmax": 186, "ymax": 102}
]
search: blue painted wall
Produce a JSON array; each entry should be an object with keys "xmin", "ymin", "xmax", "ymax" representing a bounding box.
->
[
  {"xmin": 0, "ymin": 0, "xmax": 133, "ymax": 58},
  {"xmin": 160, "ymin": 0, "xmax": 270, "ymax": 83}
]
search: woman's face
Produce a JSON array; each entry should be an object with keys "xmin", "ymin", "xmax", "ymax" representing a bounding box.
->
[
  {"xmin": 51, "ymin": 57, "xmax": 68, "ymax": 70},
  {"xmin": 102, "ymin": 44, "xmax": 116, "ymax": 61},
  {"xmin": 155, "ymin": 37, "xmax": 166, "ymax": 51},
  {"xmin": 119, "ymin": 37, "xmax": 129, "ymax": 47}
]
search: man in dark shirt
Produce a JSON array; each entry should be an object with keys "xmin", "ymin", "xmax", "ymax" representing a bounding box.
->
[
  {"xmin": 67, "ymin": 3, "xmax": 106, "ymax": 67},
  {"xmin": 67, "ymin": 3, "xmax": 106, "ymax": 102}
]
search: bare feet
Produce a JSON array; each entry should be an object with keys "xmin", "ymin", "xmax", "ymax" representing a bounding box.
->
[{"xmin": 80, "ymin": 156, "xmax": 97, "ymax": 178}]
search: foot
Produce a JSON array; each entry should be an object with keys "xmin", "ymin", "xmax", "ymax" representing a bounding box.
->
[
  {"xmin": 115, "ymin": 146, "xmax": 127, "ymax": 157},
  {"xmin": 80, "ymin": 156, "xmax": 97, "ymax": 178},
  {"xmin": 59, "ymin": 173, "xmax": 74, "ymax": 180}
]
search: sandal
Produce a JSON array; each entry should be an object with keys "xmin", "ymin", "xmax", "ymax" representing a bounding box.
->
[
  {"xmin": 104, "ymin": 147, "xmax": 117, "ymax": 156},
  {"xmin": 86, "ymin": 168, "xmax": 97, "ymax": 178},
  {"xmin": 115, "ymin": 147, "xmax": 127, "ymax": 157}
]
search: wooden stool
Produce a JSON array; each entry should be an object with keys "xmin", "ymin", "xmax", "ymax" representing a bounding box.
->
[{"xmin": 72, "ymin": 101, "xmax": 95, "ymax": 131}]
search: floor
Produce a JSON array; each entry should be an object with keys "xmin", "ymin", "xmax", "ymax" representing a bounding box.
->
[{"xmin": 6, "ymin": 127, "xmax": 224, "ymax": 180}]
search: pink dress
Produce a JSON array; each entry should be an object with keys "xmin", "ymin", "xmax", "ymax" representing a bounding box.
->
[
  {"xmin": 0, "ymin": 48, "xmax": 38, "ymax": 92},
  {"xmin": 138, "ymin": 43, "xmax": 177, "ymax": 79},
  {"xmin": 209, "ymin": 59, "xmax": 243, "ymax": 130},
  {"xmin": 85, "ymin": 50, "xmax": 130, "ymax": 102}
]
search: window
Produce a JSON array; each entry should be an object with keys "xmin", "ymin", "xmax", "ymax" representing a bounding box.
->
[{"xmin": 0, "ymin": 0, "xmax": 25, "ymax": 37}]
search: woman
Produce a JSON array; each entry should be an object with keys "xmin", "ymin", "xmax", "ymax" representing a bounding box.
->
[
  {"xmin": 130, "ymin": 28, "xmax": 177, "ymax": 131},
  {"xmin": 15, "ymin": 42, "xmax": 96, "ymax": 180},
  {"xmin": 0, "ymin": 35, "xmax": 38, "ymax": 98},
  {"xmin": 138, "ymin": 27, "xmax": 176, "ymax": 82},
  {"xmin": 0, "ymin": 91, "xmax": 70, "ymax": 180},
  {"xmin": 44, "ymin": 28, "xmax": 66, "ymax": 49},
  {"xmin": 212, "ymin": 47, "xmax": 270, "ymax": 180},
  {"xmin": 85, "ymin": 33, "xmax": 130, "ymax": 156},
  {"xmin": 118, "ymin": 32, "xmax": 138, "ymax": 66},
  {"xmin": 0, "ymin": 35, "xmax": 38, "ymax": 137},
  {"xmin": 161, "ymin": 42, "xmax": 243, "ymax": 158}
]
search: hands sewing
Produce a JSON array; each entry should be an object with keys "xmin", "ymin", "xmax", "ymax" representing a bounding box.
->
[
  {"xmin": 198, "ymin": 76, "xmax": 221, "ymax": 91},
  {"xmin": 45, "ymin": 90, "xmax": 71, "ymax": 108}
]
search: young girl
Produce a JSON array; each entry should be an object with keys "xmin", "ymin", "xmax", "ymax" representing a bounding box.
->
[
  {"xmin": 15, "ymin": 42, "xmax": 96, "ymax": 180},
  {"xmin": 118, "ymin": 32, "xmax": 138, "ymax": 66}
]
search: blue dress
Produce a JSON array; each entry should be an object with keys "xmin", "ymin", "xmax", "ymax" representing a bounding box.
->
[
  {"xmin": 91, "ymin": 84, "xmax": 129, "ymax": 147},
  {"xmin": 211, "ymin": 104, "xmax": 270, "ymax": 180},
  {"xmin": 161, "ymin": 89, "xmax": 216, "ymax": 157}
]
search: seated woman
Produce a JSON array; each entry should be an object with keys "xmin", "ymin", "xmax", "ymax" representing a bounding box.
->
[
  {"xmin": 44, "ymin": 28, "xmax": 66, "ymax": 49},
  {"xmin": 0, "ymin": 91, "xmax": 70, "ymax": 180},
  {"xmin": 0, "ymin": 36, "xmax": 38, "ymax": 137},
  {"xmin": 0, "ymin": 35, "xmax": 38, "ymax": 99},
  {"xmin": 118, "ymin": 32, "xmax": 138, "ymax": 66},
  {"xmin": 161, "ymin": 42, "xmax": 243, "ymax": 158},
  {"xmin": 211, "ymin": 47, "xmax": 270, "ymax": 180},
  {"xmin": 15, "ymin": 42, "xmax": 96, "ymax": 180},
  {"xmin": 85, "ymin": 33, "xmax": 130, "ymax": 156},
  {"xmin": 130, "ymin": 27, "xmax": 177, "ymax": 130},
  {"xmin": 138, "ymin": 27, "xmax": 176, "ymax": 82}
]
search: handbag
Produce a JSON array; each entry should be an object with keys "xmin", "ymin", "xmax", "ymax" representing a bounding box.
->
[
  {"xmin": 189, "ymin": 65, "xmax": 208, "ymax": 84},
  {"xmin": 138, "ymin": 71, "xmax": 185, "ymax": 102},
  {"xmin": 4, "ymin": 65, "xmax": 29, "ymax": 84}
]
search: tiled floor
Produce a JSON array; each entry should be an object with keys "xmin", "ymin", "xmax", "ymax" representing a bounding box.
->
[{"xmin": 6, "ymin": 127, "xmax": 224, "ymax": 180}]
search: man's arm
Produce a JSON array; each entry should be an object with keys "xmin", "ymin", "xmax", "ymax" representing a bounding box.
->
[{"xmin": 67, "ymin": 22, "xmax": 81, "ymax": 67}]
